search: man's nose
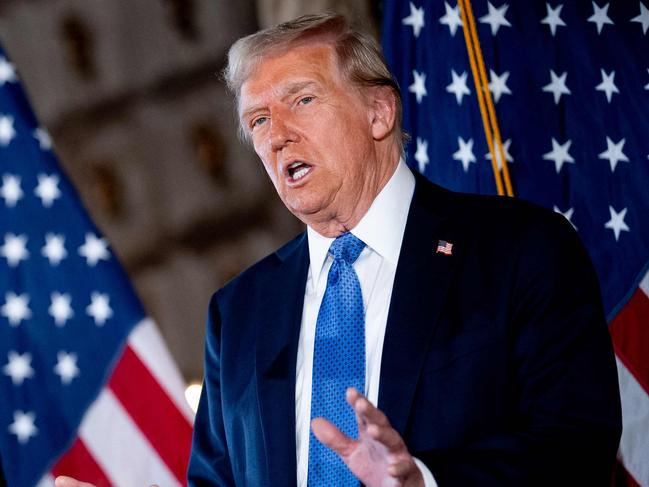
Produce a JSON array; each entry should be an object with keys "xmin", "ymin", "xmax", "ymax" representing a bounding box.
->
[{"xmin": 270, "ymin": 114, "xmax": 298, "ymax": 151}]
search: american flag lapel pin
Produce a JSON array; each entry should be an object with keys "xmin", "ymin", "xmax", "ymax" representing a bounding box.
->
[{"xmin": 436, "ymin": 240, "xmax": 453, "ymax": 255}]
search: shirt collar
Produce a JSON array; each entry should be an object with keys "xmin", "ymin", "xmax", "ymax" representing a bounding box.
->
[{"xmin": 306, "ymin": 159, "xmax": 415, "ymax": 287}]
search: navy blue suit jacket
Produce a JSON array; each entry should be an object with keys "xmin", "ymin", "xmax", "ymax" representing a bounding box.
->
[{"xmin": 188, "ymin": 175, "xmax": 621, "ymax": 486}]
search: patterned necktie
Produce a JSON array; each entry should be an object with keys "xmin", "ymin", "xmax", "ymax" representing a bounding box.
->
[{"xmin": 308, "ymin": 232, "xmax": 366, "ymax": 486}]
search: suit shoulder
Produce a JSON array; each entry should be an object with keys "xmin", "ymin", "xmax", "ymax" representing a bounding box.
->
[
  {"xmin": 437, "ymin": 185, "xmax": 569, "ymax": 238},
  {"xmin": 415, "ymin": 176, "xmax": 579, "ymax": 251},
  {"xmin": 462, "ymin": 193, "xmax": 558, "ymax": 227},
  {"xmin": 214, "ymin": 231, "xmax": 306, "ymax": 302}
]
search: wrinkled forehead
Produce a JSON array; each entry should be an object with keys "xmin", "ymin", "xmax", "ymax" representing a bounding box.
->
[
  {"xmin": 238, "ymin": 42, "xmax": 342, "ymax": 114},
  {"xmin": 242, "ymin": 33, "xmax": 340, "ymax": 85}
]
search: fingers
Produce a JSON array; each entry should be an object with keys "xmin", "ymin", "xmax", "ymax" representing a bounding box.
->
[
  {"xmin": 346, "ymin": 387, "xmax": 406, "ymax": 454},
  {"xmin": 367, "ymin": 421, "xmax": 405, "ymax": 451},
  {"xmin": 311, "ymin": 417, "xmax": 355, "ymax": 457},
  {"xmin": 387, "ymin": 457, "xmax": 416, "ymax": 478},
  {"xmin": 54, "ymin": 476, "xmax": 97, "ymax": 487},
  {"xmin": 346, "ymin": 388, "xmax": 389, "ymax": 428}
]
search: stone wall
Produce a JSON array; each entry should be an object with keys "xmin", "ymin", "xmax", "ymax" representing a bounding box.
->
[{"xmin": 0, "ymin": 0, "xmax": 375, "ymax": 384}]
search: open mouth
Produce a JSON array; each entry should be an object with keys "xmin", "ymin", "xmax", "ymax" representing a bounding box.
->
[{"xmin": 286, "ymin": 161, "xmax": 312, "ymax": 182}]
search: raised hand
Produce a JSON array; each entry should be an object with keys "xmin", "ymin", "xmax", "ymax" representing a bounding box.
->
[{"xmin": 311, "ymin": 388, "xmax": 424, "ymax": 487}]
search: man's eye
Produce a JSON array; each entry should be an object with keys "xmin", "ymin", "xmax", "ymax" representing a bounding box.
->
[
  {"xmin": 298, "ymin": 96, "xmax": 314, "ymax": 105},
  {"xmin": 251, "ymin": 117, "xmax": 268, "ymax": 129}
]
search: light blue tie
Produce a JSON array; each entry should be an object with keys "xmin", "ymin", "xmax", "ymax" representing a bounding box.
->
[{"xmin": 308, "ymin": 232, "xmax": 366, "ymax": 486}]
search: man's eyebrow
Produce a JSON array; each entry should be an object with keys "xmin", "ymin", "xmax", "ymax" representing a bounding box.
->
[
  {"xmin": 281, "ymin": 81, "xmax": 317, "ymax": 97},
  {"xmin": 241, "ymin": 81, "xmax": 319, "ymax": 121}
]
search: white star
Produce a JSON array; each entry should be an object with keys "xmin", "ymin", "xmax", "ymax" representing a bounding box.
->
[
  {"xmin": 553, "ymin": 205, "xmax": 577, "ymax": 230},
  {"xmin": 49, "ymin": 292, "xmax": 74, "ymax": 327},
  {"xmin": 34, "ymin": 173, "xmax": 61, "ymax": 207},
  {"xmin": 631, "ymin": 2, "xmax": 649, "ymax": 34},
  {"xmin": 595, "ymin": 69, "xmax": 619, "ymax": 103},
  {"xmin": 54, "ymin": 351, "xmax": 80, "ymax": 385},
  {"xmin": 414, "ymin": 137, "xmax": 429, "ymax": 173},
  {"xmin": 33, "ymin": 128, "xmax": 52, "ymax": 151},
  {"xmin": 542, "ymin": 69, "xmax": 571, "ymax": 104},
  {"xmin": 1, "ymin": 174, "xmax": 23, "ymax": 207},
  {"xmin": 1, "ymin": 292, "xmax": 31, "ymax": 326},
  {"xmin": 78, "ymin": 233, "xmax": 110, "ymax": 266},
  {"xmin": 479, "ymin": 1, "xmax": 512, "ymax": 35},
  {"xmin": 42, "ymin": 233, "xmax": 67, "ymax": 265},
  {"xmin": 409, "ymin": 70, "xmax": 428, "ymax": 104},
  {"xmin": 541, "ymin": 3, "xmax": 566, "ymax": 36},
  {"xmin": 604, "ymin": 206, "xmax": 630, "ymax": 241},
  {"xmin": 598, "ymin": 136, "xmax": 629, "ymax": 172},
  {"xmin": 453, "ymin": 137, "xmax": 476, "ymax": 172},
  {"xmin": 8, "ymin": 410, "xmax": 37, "ymax": 444},
  {"xmin": 402, "ymin": 2, "xmax": 426, "ymax": 38},
  {"xmin": 543, "ymin": 138, "xmax": 575, "ymax": 173},
  {"xmin": 0, "ymin": 115, "xmax": 16, "ymax": 147},
  {"xmin": 488, "ymin": 70, "xmax": 512, "ymax": 103},
  {"xmin": 446, "ymin": 70, "xmax": 471, "ymax": 105},
  {"xmin": 3, "ymin": 351, "xmax": 34, "ymax": 385},
  {"xmin": 0, "ymin": 233, "xmax": 29, "ymax": 267},
  {"xmin": 439, "ymin": 2, "xmax": 463, "ymax": 36},
  {"xmin": 485, "ymin": 138, "xmax": 513, "ymax": 170},
  {"xmin": 0, "ymin": 57, "xmax": 18, "ymax": 85},
  {"xmin": 86, "ymin": 292, "xmax": 113, "ymax": 326},
  {"xmin": 588, "ymin": 2, "xmax": 614, "ymax": 34}
]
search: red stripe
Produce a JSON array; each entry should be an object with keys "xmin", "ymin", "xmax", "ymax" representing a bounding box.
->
[
  {"xmin": 52, "ymin": 437, "xmax": 113, "ymax": 487},
  {"xmin": 107, "ymin": 346, "xmax": 192, "ymax": 484},
  {"xmin": 610, "ymin": 287, "xmax": 649, "ymax": 395}
]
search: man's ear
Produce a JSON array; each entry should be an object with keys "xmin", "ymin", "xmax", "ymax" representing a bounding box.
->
[{"xmin": 368, "ymin": 86, "xmax": 397, "ymax": 142}]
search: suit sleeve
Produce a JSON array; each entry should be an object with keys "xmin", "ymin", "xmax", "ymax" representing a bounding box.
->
[
  {"xmin": 0, "ymin": 453, "xmax": 6, "ymax": 487},
  {"xmin": 419, "ymin": 213, "xmax": 622, "ymax": 486},
  {"xmin": 187, "ymin": 293, "xmax": 235, "ymax": 486}
]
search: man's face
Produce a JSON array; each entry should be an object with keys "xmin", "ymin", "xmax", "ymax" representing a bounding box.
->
[{"xmin": 239, "ymin": 42, "xmax": 385, "ymax": 232}]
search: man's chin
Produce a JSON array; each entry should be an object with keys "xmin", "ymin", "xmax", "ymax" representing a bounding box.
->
[{"xmin": 285, "ymin": 201, "xmax": 325, "ymax": 225}]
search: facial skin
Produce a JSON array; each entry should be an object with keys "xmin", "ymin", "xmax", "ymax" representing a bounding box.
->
[{"xmin": 239, "ymin": 41, "xmax": 400, "ymax": 237}]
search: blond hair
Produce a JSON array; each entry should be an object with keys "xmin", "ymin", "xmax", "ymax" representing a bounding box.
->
[{"xmin": 223, "ymin": 12, "xmax": 406, "ymax": 152}]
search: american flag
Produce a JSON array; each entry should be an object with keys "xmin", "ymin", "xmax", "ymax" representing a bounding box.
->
[
  {"xmin": 0, "ymin": 45, "xmax": 193, "ymax": 486},
  {"xmin": 436, "ymin": 239, "xmax": 453, "ymax": 255},
  {"xmin": 382, "ymin": 1, "xmax": 649, "ymax": 485}
]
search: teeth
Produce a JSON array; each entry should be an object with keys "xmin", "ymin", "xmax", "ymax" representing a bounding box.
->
[
  {"xmin": 288, "ymin": 162, "xmax": 302, "ymax": 170},
  {"xmin": 293, "ymin": 167, "xmax": 310, "ymax": 180}
]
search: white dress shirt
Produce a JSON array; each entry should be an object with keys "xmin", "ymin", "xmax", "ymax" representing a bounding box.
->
[{"xmin": 294, "ymin": 160, "xmax": 437, "ymax": 486}]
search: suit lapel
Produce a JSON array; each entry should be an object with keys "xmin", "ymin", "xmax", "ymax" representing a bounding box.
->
[
  {"xmin": 255, "ymin": 234, "xmax": 309, "ymax": 485},
  {"xmin": 378, "ymin": 177, "xmax": 461, "ymax": 435}
]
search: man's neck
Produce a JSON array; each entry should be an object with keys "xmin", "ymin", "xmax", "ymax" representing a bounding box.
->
[{"xmin": 307, "ymin": 152, "xmax": 401, "ymax": 238}]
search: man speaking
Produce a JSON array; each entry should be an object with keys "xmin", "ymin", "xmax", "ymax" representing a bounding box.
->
[
  {"xmin": 187, "ymin": 12, "xmax": 621, "ymax": 487},
  {"xmin": 57, "ymin": 11, "xmax": 622, "ymax": 487}
]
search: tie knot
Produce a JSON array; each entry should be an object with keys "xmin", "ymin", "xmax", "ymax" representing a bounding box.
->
[{"xmin": 329, "ymin": 232, "xmax": 365, "ymax": 265}]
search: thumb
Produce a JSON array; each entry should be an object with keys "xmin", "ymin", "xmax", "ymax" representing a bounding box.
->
[{"xmin": 311, "ymin": 417, "xmax": 355, "ymax": 457}]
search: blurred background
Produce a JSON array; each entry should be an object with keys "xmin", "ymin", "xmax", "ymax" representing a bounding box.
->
[{"xmin": 0, "ymin": 0, "xmax": 379, "ymax": 388}]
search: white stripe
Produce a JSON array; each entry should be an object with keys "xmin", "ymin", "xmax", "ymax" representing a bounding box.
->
[
  {"xmin": 616, "ymin": 357, "xmax": 649, "ymax": 486},
  {"xmin": 37, "ymin": 474, "xmax": 55, "ymax": 487},
  {"xmin": 79, "ymin": 389, "xmax": 181, "ymax": 487},
  {"xmin": 639, "ymin": 268, "xmax": 649, "ymax": 298},
  {"xmin": 128, "ymin": 318, "xmax": 195, "ymax": 422}
]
